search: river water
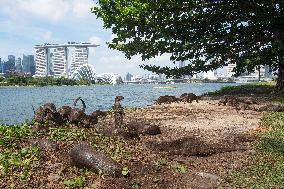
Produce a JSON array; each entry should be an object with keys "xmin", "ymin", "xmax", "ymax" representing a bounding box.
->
[{"xmin": 0, "ymin": 83, "xmax": 237, "ymax": 125}]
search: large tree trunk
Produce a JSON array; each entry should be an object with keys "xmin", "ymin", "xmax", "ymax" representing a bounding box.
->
[{"xmin": 276, "ymin": 62, "xmax": 284, "ymax": 91}]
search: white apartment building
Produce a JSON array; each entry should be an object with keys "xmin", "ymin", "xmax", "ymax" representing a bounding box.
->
[
  {"xmin": 226, "ymin": 63, "xmax": 236, "ymax": 78},
  {"xmin": 52, "ymin": 47, "xmax": 68, "ymax": 77},
  {"xmin": 71, "ymin": 47, "xmax": 89, "ymax": 75},
  {"xmin": 35, "ymin": 48, "xmax": 48, "ymax": 77}
]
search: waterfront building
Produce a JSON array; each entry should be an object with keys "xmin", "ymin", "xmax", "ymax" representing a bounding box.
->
[
  {"xmin": 34, "ymin": 43, "xmax": 98, "ymax": 78},
  {"xmin": 52, "ymin": 47, "xmax": 68, "ymax": 77},
  {"xmin": 22, "ymin": 55, "xmax": 35, "ymax": 75},
  {"xmin": 179, "ymin": 61, "xmax": 185, "ymax": 68},
  {"xmin": 15, "ymin": 57, "xmax": 22, "ymax": 73},
  {"xmin": 71, "ymin": 47, "xmax": 89, "ymax": 75},
  {"xmin": 4, "ymin": 55, "xmax": 16, "ymax": 74},
  {"xmin": 35, "ymin": 48, "xmax": 49, "ymax": 77},
  {"xmin": 72, "ymin": 64, "xmax": 96, "ymax": 82},
  {"xmin": 226, "ymin": 63, "xmax": 236, "ymax": 78},
  {"xmin": 0, "ymin": 58, "xmax": 2, "ymax": 73},
  {"xmin": 125, "ymin": 73, "xmax": 133, "ymax": 81},
  {"xmin": 203, "ymin": 70, "xmax": 217, "ymax": 80},
  {"xmin": 96, "ymin": 73, "xmax": 123, "ymax": 84}
]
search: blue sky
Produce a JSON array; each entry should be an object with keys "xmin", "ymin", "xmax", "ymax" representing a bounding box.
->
[{"xmin": 0, "ymin": 0, "xmax": 173, "ymax": 77}]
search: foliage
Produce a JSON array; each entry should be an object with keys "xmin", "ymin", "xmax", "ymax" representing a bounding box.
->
[
  {"xmin": 0, "ymin": 147, "xmax": 41, "ymax": 180},
  {"xmin": 154, "ymin": 158, "xmax": 167, "ymax": 170},
  {"xmin": 0, "ymin": 75, "xmax": 91, "ymax": 87},
  {"xmin": 0, "ymin": 124, "xmax": 41, "ymax": 181},
  {"xmin": 227, "ymin": 112, "xmax": 284, "ymax": 188},
  {"xmin": 122, "ymin": 166, "xmax": 130, "ymax": 177},
  {"xmin": 206, "ymin": 82, "xmax": 276, "ymax": 95},
  {"xmin": 0, "ymin": 123, "xmax": 36, "ymax": 148},
  {"xmin": 92, "ymin": 0, "xmax": 284, "ymax": 87},
  {"xmin": 64, "ymin": 176, "xmax": 86, "ymax": 189},
  {"xmin": 172, "ymin": 163, "xmax": 188, "ymax": 174},
  {"xmin": 48, "ymin": 127, "xmax": 88, "ymax": 142},
  {"xmin": 92, "ymin": 134, "xmax": 133, "ymax": 161}
]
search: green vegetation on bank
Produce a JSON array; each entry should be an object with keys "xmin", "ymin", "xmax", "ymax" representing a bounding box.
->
[
  {"xmin": 206, "ymin": 82, "xmax": 276, "ymax": 96},
  {"xmin": 227, "ymin": 99, "xmax": 284, "ymax": 188},
  {"xmin": 0, "ymin": 75, "xmax": 91, "ymax": 87}
]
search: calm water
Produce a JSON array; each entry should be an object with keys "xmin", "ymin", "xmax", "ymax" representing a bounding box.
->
[{"xmin": 0, "ymin": 83, "xmax": 237, "ymax": 125}]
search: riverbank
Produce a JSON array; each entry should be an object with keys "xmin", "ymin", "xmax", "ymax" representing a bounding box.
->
[{"xmin": 0, "ymin": 84, "xmax": 283, "ymax": 188}]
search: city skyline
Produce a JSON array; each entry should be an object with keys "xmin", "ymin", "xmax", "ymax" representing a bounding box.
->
[{"xmin": 0, "ymin": 0, "xmax": 174, "ymax": 76}]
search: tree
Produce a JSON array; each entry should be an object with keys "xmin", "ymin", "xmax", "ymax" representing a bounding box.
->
[{"xmin": 92, "ymin": 0, "xmax": 284, "ymax": 90}]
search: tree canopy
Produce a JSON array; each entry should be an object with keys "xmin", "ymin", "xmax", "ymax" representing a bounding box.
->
[{"xmin": 92, "ymin": 0, "xmax": 284, "ymax": 90}]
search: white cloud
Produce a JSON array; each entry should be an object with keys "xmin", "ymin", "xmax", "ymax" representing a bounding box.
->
[
  {"xmin": 41, "ymin": 31, "xmax": 53, "ymax": 41},
  {"xmin": 0, "ymin": 0, "xmax": 70, "ymax": 23},
  {"xmin": 72, "ymin": 0, "xmax": 94, "ymax": 18},
  {"xmin": 89, "ymin": 36, "xmax": 103, "ymax": 45}
]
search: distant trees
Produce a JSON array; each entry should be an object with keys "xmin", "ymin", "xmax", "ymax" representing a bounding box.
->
[{"xmin": 0, "ymin": 75, "xmax": 91, "ymax": 86}]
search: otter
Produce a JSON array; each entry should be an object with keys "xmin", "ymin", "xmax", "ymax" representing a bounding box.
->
[{"xmin": 155, "ymin": 95, "xmax": 179, "ymax": 105}]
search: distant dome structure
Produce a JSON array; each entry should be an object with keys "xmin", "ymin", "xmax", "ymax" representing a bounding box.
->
[
  {"xmin": 95, "ymin": 73, "xmax": 123, "ymax": 84},
  {"xmin": 71, "ymin": 64, "xmax": 96, "ymax": 81}
]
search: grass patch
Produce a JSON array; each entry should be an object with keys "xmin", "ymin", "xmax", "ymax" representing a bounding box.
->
[
  {"xmin": 206, "ymin": 82, "xmax": 276, "ymax": 96},
  {"xmin": 0, "ymin": 123, "xmax": 37, "ymax": 148},
  {"xmin": 48, "ymin": 127, "xmax": 88, "ymax": 142},
  {"xmin": 227, "ymin": 112, "xmax": 284, "ymax": 188}
]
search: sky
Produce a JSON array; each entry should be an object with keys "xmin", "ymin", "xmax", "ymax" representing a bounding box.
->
[{"xmin": 0, "ymin": 0, "xmax": 174, "ymax": 77}]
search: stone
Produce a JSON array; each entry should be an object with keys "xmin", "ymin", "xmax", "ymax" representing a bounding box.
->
[
  {"xmin": 27, "ymin": 139, "xmax": 59, "ymax": 151},
  {"xmin": 186, "ymin": 172, "xmax": 221, "ymax": 189},
  {"xmin": 48, "ymin": 174, "xmax": 61, "ymax": 182},
  {"xmin": 69, "ymin": 143, "xmax": 122, "ymax": 177},
  {"xmin": 258, "ymin": 104, "xmax": 284, "ymax": 112}
]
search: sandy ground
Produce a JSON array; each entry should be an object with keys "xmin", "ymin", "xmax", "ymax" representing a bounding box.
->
[{"xmin": 126, "ymin": 100, "xmax": 263, "ymax": 143}]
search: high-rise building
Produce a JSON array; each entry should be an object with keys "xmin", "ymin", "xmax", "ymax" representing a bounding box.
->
[
  {"xmin": 52, "ymin": 47, "xmax": 68, "ymax": 77},
  {"xmin": 0, "ymin": 58, "xmax": 2, "ymax": 73},
  {"xmin": 226, "ymin": 63, "xmax": 236, "ymax": 78},
  {"xmin": 34, "ymin": 43, "xmax": 98, "ymax": 78},
  {"xmin": 125, "ymin": 73, "xmax": 133, "ymax": 81},
  {"xmin": 4, "ymin": 55, "xmax": 16, "ymax": 73},
  {"xmin": 71, "ymin": 47, "xmax": 89, "ymax": 75},
  {"xmin": 22, "ymin": 55, "xmax": 35, "ymax": 75},
  {"xmin": 15, "ymin": 57, "xmax": 22, "ymax": 73},
  {"xmin": 179, "ymin": 61, "xmax": 185, "ymax": 68},
  {"xmin": 35, "ymin": 48, "xmax": 48, "ymax": 77}
]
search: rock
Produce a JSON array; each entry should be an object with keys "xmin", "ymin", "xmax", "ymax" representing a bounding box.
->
[
  {"xmin": 179, "ymin": 93, "xmax": 199, "ymax": 103},
  {"xmin": 69, "ymin": 143, "xmax": 122, "ymax": 177},
  {"xmin": 48, "ymin": 174, "xmax": 61, "ymax": 182},
  {"xmin": 27, "ymin": 139, "xmax": 59, "ymax": 151},
  {"xmin": 258, "ymin": 104, "xmax": 284, "ymax": 112},
  {"xmin": 186, "ymin": 172, "xmax": 221, "ymax": 189},
  {"xmin": 155, "ymin": 95, "xmax": 179, "ymax": 105}
]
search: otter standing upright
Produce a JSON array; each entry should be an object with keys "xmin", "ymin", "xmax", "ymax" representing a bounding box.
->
[{"xmin": 113, "ymin": 96, "xmax": 124, "ymax": 127}]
